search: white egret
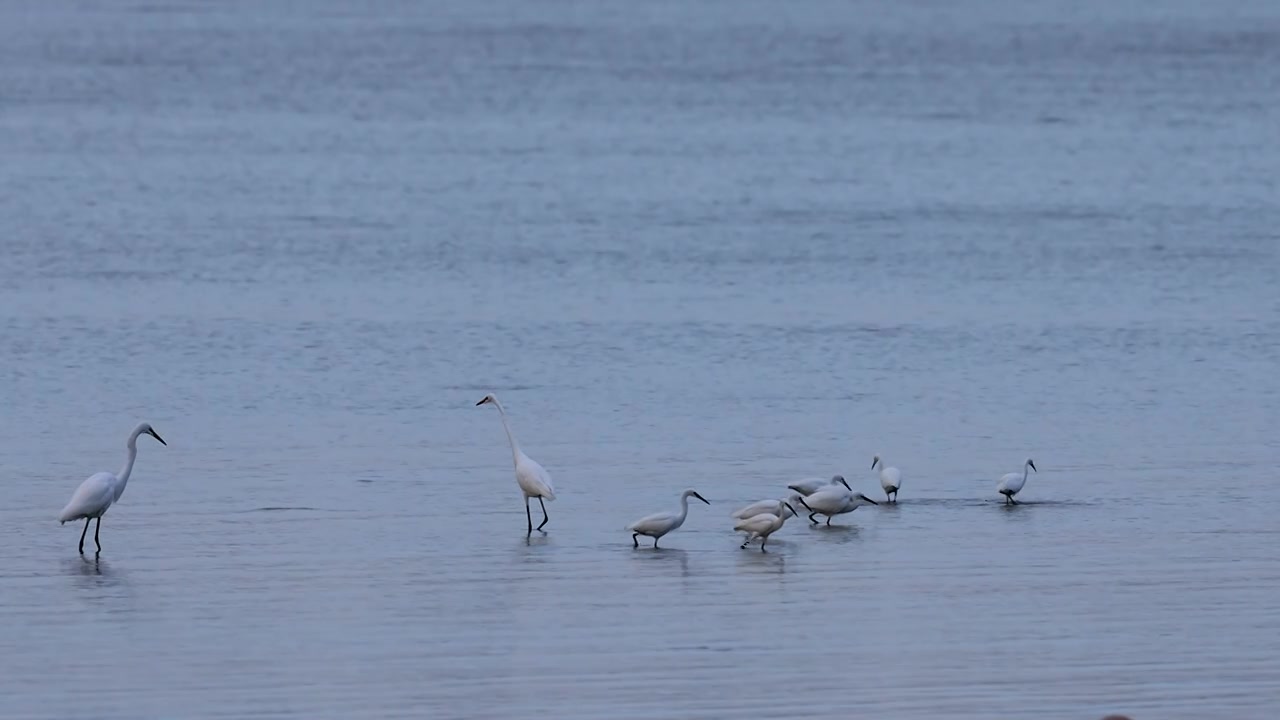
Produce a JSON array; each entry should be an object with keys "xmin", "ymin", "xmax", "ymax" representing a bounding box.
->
[
  {"xmin": 627, "ymin": 490, "xmax": 710, "ymax": 548},
  {"xmin": 871, "ymin": 455, "xmax": 902, "ymax": 503},
  {"xmin": 799, "ymin": 486, "xmax": 879, "ymax": 525},
  {"xmin": 731, "ymin": 493, "xmax": 804, "ymax": 520},
  {"xmin": 997, "ymin": 458, "xmax": 1037, "ymax": 504},
  {"xmin": 787, "ymin": 475, "xmax": 852, "ymax": 496},
  {"xmin": 477, "ymin": 393, "xmax": 557, "ymax": 534},
  {"xmin": 58, "ymin": 422, "xmax": 167, "ymax": 554},
  {"xmin": 734, "ymin": 502, "xmax": 799, "ymax": 552}
]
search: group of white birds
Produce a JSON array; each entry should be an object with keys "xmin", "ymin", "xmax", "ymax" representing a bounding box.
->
[{"xmin": 56, "ymin": 394, "xmax": 1040, "ymax": 555}]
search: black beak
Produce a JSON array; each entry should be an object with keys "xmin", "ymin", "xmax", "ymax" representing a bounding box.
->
[
  {"xmin": 694, "ymin": 492, "xmax": 710, "ymax": 505},
  {"xmin": 796, "ymin": 497, "xmax": 813, "ymax": 511},
  {"xmin": 871, "ymin": 458, "xmax": 877, "ymax": 469},
  {"xmin": 475, "ymin": 399, "xmax": 485, "ymax": 406},
  {"xmin": 150, "ymin": 429, "xmax": 167, "ymax": 446},
  {"xmin": 861, "ymin": 494, "xmax": 879, "ymax": 505},
  {"xmin": 838, "ymin": 477, "xmax": 851, "ymax": 491},
  {"xmin": 1029, "ymin": 461, "xmax": 1037, "ymax": 472},
  {"xmin": 783, "ymin": 502, "xmax": 797, "ymax": 516}
]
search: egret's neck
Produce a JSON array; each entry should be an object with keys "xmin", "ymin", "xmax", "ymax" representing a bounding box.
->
[
  {"xmin": 493, "ymin": 400, "xmax": 521, "ymax": 466},
  {"xmin": 1023, "ymin": 465, "xmax": 1031, "ymax": 482},
  {"xmin": 117, "ymin": 434, "xmax": 141, "ymax": 491},
  {"xmin": 677, "ymin": 493, "xmax": 693, "ymax": 520}
]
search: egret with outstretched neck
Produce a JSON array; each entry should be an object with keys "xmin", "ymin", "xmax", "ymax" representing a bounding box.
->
[
  {"xmin": 58, "ymin": 422, "xmax": 166, "ymax": 554},
  {"xmin": 998, "ymin": 459, "xmax": 1037, "ymax": 504},
  {"xmin": 477, "ymin": 394, "xmax": 557, "ymax": 534},
  {"xmin": 628, "ymin": 490, "xmax": 709, "ymax": 548},
  {"xmin": 871, "ymin": 455, "xmax": 902, "ymax": 503},
  {"xmin": 800, "ymin": 486, "xmax": 879, "ymax": 525}
]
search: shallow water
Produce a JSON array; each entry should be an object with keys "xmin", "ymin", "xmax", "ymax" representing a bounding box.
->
[{"xmin": 1, "ymin": 1, "xmax": 1279, "ymax": 718}]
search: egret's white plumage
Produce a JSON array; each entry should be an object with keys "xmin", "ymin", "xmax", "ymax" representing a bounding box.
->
[
  {"xmin": 477, "ymin": 393, "xmax": 556, "ymax": 533},
  {"xmin": 787, "ymin": 475, "xmax": 852, "ymax": 496},
  {"xmin": 734, "ymin": 501, "xmax": 799, "ymax": 552},
  {"xmin": 798, "ymin": 486, "xmax": 879, "ymax": 525},
  {"xmin": 871, "ymin": 455, "xmax": 903, "ymax": 503},
  {"xmin": 997, "ymin": 458, "xmax": 1037, "ymax": 504},
  {"xmin": 731, "ymin": 493, "xmax": 804, "ymax": 520},
  {"xmin": 58, "ymin": 422, "xmax": 166, "ymax": 554},
  {"xmin": 628, "ymin": 490, "xmax": 709, "ymax": 548}
]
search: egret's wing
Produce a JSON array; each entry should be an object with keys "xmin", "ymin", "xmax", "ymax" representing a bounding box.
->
[
  {"xmin": 731, "ymin": 499, "xmax": 778, "ymax": 519},
  {"xmin": 786, "ymin": 478, "xmax": 824, "ymax": 496},
  {"xmin": 997, "ymin": 472, "xmax": 1020, "ymax": 492},
  {"xmin": 516, "ymin": 456, "xmax": 556, "ymax": 500},
  {"xmin": 800, "ymin": 488, "xmax": 847, "ymax": 513},
  {"xmin": 733, "ymin": 513, "xmax": 777, "ymax": 533},
  {"xmin": 628, "ymin": 511, "xmax": 675, "ymax": 533},
  {"xmin": 58, "ymin": 472, "xmax": 116, "ymax": 522}
]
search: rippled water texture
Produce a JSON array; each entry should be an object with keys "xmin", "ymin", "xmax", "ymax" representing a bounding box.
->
[{"xmin": 2, "ymin": 1, "xmax": 1278, "ymax": 718}]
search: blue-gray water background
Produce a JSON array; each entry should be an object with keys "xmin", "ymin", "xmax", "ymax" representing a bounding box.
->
[{"xmin": 2, "ymin": 1, "xmax": 1278, "ymax": 718}]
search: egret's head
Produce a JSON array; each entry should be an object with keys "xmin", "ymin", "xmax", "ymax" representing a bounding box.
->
[
  {"xmin": 834, "ymin": 475, "xmax": 851, "ymax": 491},
  {"xmin": 476, "ymin": 394, "xmax": 497, "ymax": 407},
  {"xmin": 858, "ymin": 493, "xmax": 879, "ymax": 506},
  {"xmin": 138, "ymin": 423, "xmax": 166, "ymax": 446},
  {"xmin": 1027, "ymin": 458, "xmax": 1037, "ymax": 472},
  {"xmin": 871, "ymin": 455, "xmax": 881, "ymax": 469},
  {"xmin": 686, "ymin": 490, "xmax": 710, "ymax": 505},
  {"xmin": 782, "ymin": 502, "xmax": 798, "ymax": 517}
]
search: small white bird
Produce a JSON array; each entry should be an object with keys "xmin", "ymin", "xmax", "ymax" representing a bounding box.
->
[
  {"xmin": 477, "ymin": 394, "xmax": 557, "ymax": 534},
  {"xmin": 731, "ymin": 493, "xmax": 805, "ymax": 520},
  {"xmin": 58, "ymin": 422, "xmax": 167, "ymax": 555},
  {"xmin": 997, "ymin": 458, "xmax": 1037, "ymax": 504},
  {"xmin": 628, "ymin": 489, "xmax": 710, "ymax": 548},
  {"xmin": 787, "ymin": 475, "xmax": 852, "ymax": 496},
  {"xmin": 734, "ymin": 501, "xmax": 800, "ymax": 552},
  {"xmin": 799, "ymin": 486, "xmax": 879, "ymax": 525},
  {"xmin": 871, "ymin": 455, "xmax": 902, "ymax": 503}
]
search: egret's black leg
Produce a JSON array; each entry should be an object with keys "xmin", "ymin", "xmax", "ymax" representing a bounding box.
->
[
  {"xmin": 653, "ymin": 536, "xmax": 660, "ymax": 549},
  {"xmin": 633, "ymin": 533, "xmax": 640, "ymax": 548},
  {"xmin": 740, "ymin": 538, "xmax": 749, "ymax": 549},
  {"xmin": 536, "ymin": 496, "xmax": 549, "ymax": 531},
  {"xmin": 760, "ymin": 536, "xmax": 768, "ymax": 553},
  {"xmin": 826, "ymin": 516, "xmax": 832, "ymax": 526},
  {"xmin": 525, "ymin": 498, "xmax": 533, "ymax": 534},
  {"xmin": 78, "ymin": 518, "xmax": 90, "ymax": 554},
  {"xmin": 808, "ymin": 512, "xmax": 818, "ymax": 524},
  {"xmin": 94, "ymin": 517, "xmax": 102, "ymax": 553}
]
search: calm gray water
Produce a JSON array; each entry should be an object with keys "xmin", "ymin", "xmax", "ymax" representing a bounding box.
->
[{"xmin": 2, "ymin": 1, "xmax": 1278, "ymax": 718}]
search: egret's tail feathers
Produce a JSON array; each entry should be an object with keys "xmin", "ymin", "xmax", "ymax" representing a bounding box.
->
[
  {"xmin": 885, "ymin": 485, "xmax": 898, "ymax": 493},
  {"xmin": 57, "ymin": 506, "xmax": 80, "ymax": 523}
]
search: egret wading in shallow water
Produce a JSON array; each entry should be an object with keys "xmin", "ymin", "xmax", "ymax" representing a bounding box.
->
[
  {"xmin": 476, "ymin": 394, "xmax": 556, "ymax": 534},
  {"xmin": 787, "ymin": 475, "xmax": 851, "ymax": 496},
  {"xmin": 871, "ymin": 455, "xmax": 902, "ymax": 503},
  {"xmin": 998, "ymin": 458, "xmax": 1037, "ymax": 504},
  {"xmin": 800, "ymin": 486, "xmax": 878, "ymax": 525},
  {"xmin": 58, "ymin": 423, "xmax": 166, "ymax": 555},
  {"xmin": 731, "ymin": 494, "xmax": 805, "ymax": 521},
  {"xmin": 734, "ymin": 502, "xmax": 799, "ymax": 552},
  {"xmin": 628, "ymin": 490, "xmax": 709, "ymax": 548}
]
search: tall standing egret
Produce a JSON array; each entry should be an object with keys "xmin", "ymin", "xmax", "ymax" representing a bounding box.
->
[
  {"xmin": 627, "ymin": 490, "xmax": 710, "ymax": 548},
  {"xmin": 997, "ymin": 458, "xmax": 1037, "ymax": 504},
  {"xmin": 800, "ymin": 486, "xmax": 879, "ymax": 525},
  {"xmin": 734, "ymin": 502, "xmax": 800, "ymax": 552},
  {"xmin": 477, "ymin": 394, "xmax": 556, "ymax": 534},
  {"xmin": 787, "ymin": 475, "xmax": 852, "ymax": 496},
  {"xmin": 58, "ymin": 422, "xmax": 167, "ymax": 554},
  {"xmin": 871, "ymin": 455, "xmax": 902, "ymax": 503},
  {"xmin": 731, "ymin": 493, "xmax": 805, "ymax": 520}
]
